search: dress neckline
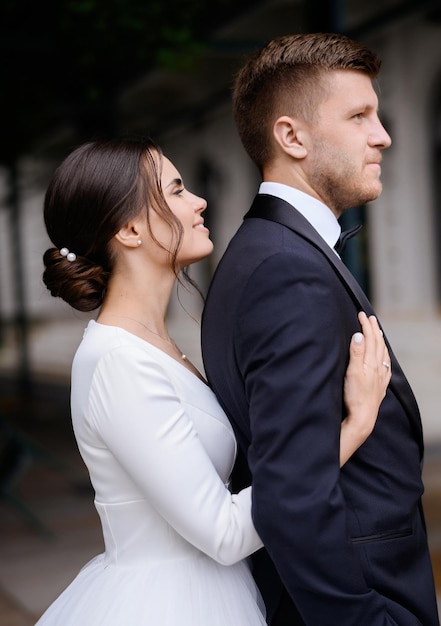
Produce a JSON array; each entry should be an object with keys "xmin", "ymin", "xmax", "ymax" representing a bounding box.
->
[{"xmin": 90, "ymin": 320, "xmax": 209, "ymax": 387}]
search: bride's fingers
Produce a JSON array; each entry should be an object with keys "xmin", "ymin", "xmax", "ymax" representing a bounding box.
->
[
  {"xmin": 357, "ymin": 312, "xmax": 391, "ymax": 377},
  {"xmin": 382, "ymin": 347, "xmax": 392, "ymax": 379},
  {"xmin": 357, "ymin": 312, "xmax": 377, "ymax": 363},
  {"xmin": 373, "ymin": 318, "xmax": 386, "ymax": 362}
]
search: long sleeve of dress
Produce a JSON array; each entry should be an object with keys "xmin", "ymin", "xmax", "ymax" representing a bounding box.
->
[{"xmin": 72, "ymin": 337, "xmax": 263, "ymax": 566}]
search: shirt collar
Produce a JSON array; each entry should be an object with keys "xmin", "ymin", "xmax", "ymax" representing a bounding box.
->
[{"xmin": 259, "ymin": 182, "xmax": 341, "ymax": 250}]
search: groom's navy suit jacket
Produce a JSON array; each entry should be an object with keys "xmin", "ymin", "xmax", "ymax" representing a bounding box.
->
[{"xmin": 201, "ymin": 195, "xmax": 439, "ymax": 626}]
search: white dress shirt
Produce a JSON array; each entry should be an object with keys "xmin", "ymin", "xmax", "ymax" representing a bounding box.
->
[{"xmin": 259, "ymin": 182, "xmax": 341, "ymax": 253}]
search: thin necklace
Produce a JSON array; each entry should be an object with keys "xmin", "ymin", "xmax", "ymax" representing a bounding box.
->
[{"xmin": 102, "ymin": 314, "xmax": 187, "ymax": 361}]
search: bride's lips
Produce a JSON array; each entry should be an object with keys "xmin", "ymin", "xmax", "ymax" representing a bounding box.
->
[{"xmin": 194, "ymin": 221, "xmax": 209, "ymax": 233}]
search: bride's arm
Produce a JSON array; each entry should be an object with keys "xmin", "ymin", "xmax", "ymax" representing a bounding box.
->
[
  {"xmin": 89, "ymin": 347, "xmax": 263, "ymax": 566},
  {"xmin": 339, "ymin": 311, "xmax": 391, "ymax": 466}
]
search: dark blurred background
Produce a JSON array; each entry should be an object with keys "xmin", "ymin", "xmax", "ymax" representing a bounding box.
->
[{"xmin": 0, "ymin": 1, "xmax": 440, "ymax": 623}]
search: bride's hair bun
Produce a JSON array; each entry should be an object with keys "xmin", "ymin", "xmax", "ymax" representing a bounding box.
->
[{"xmin": 42, "ymin": 247, "xmax": 109, "ymax": 312}]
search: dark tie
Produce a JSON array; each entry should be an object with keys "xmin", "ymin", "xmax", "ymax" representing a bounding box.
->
[{"xmin": 334, "ymin": 224, "xmax": 362, "ymax": 254}]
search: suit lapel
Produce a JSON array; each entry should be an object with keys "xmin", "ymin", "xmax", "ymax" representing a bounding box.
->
[
  {"xmin": 244, "ymin": 194, "xmax": 424, "ymax": 454},
  {"xmin": 245, "ymin": 194, "xmax": 374, "ymax": 314}
]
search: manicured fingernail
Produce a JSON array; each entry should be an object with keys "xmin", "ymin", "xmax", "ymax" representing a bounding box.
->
[{"xmin": 353, "ymin": 332, "xmax": 363, "ymax": 344}]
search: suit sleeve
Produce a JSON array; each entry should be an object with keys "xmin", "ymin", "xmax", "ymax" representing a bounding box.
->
[
  {"xmin": 235, "ymin": 250, "xmax": 419, "ymax": 625},
  {"xmin": 86, "ymin": 345, "xmax": 263, "ymax": 565}
]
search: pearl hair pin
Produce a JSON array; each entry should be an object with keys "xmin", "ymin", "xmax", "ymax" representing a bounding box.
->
[{"xmin": 60, "ymin": 247, "xmax": 77, "ymax": 262}]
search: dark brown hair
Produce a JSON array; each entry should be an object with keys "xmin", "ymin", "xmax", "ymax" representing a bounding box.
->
[
  {"xmin": 232, "ymin": 32, "xmax": 382, "ymax": 172},
  {"xmin": 42, "ymin": 137, "xmax": 188, "ymax": 312}
]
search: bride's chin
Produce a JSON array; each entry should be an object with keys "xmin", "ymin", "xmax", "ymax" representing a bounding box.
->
[{"xmin": 179, "ymin": 248, "xmax": 214, "ymax": 267}]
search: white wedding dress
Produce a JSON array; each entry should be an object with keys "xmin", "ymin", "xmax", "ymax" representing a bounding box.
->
[{"xmin": 35, "ymin": 321, "xmax": 266, "ymax": 625}]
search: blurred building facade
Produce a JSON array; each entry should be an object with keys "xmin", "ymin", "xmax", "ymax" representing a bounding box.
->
[{"xmin": 1, "ymin": 0, "xmax": 441, "ymax": 442}]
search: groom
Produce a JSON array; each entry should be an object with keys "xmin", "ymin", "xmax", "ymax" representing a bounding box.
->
[{"xmin": 201, "ymin": 32, "xmax": 439, "ymax": 625}]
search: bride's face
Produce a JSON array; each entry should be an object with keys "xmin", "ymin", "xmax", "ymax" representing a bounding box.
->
[{"xmin": 148, "ymin": 155, "xmax": 213, "ymax": 268}]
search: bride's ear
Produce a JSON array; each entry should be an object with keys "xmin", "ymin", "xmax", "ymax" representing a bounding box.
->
[{"xmin": 114, "ymin": 220, "xmax": 143, "ymax": 248}]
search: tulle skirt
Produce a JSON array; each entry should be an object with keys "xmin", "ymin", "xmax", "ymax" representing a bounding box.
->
[{"xmin": 34, "ymin": 552, "xmax": 267, "ymax": 625}]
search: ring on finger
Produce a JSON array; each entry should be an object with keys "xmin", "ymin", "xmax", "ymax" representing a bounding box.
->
[{"xmin": 382, "ymin": 361, "xmax": 390, "ymax": 369}]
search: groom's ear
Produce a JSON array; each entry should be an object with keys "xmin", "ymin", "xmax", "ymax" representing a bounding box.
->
[{"xmin": 273, "ymin": 115, "xmax": 309, "ymax": 159}]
